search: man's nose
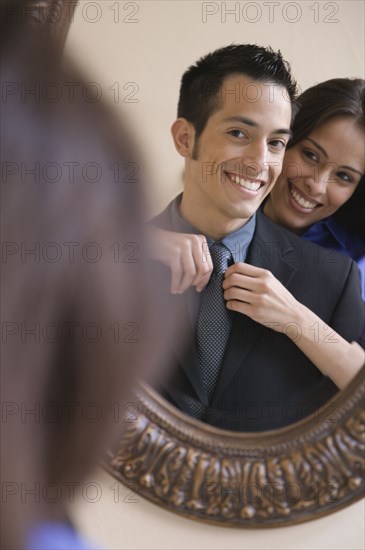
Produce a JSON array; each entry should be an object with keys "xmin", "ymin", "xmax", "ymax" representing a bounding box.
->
[{"xmin": 240, "ymin": 140, "xmax": 268, "ymax": 179}]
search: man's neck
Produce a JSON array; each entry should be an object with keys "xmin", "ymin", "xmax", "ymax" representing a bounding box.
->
[{"xmin": 180, "ymin": 194, "xmax": 249, "ymax": 241}]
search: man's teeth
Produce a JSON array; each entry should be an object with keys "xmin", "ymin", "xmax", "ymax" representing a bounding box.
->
[
  {"xmin": 290, "ymin": 185, "xmax": 317, "ymax": 209},
  {"xmin": 229, "ymin": 174, "xmax": 261, "ymax": 191}
]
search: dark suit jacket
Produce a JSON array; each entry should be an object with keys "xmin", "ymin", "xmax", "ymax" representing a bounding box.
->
[{"xmin": 153, "ymin": 203, "xmax": 365, "ymax": 432}]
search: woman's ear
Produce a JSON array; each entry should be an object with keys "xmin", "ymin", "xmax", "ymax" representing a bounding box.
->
[{"xmin": 171, "ymin": 118, "xmax": 195, "ymax": 157}]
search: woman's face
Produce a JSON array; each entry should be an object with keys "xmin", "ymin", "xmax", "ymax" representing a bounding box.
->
[{"xmin": 264, "ymin": 116, "xmax": 365, "ymax": 234}]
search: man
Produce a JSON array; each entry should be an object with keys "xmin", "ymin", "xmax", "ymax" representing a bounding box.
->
[{"xmin": 151, "ymin": 44, "xmax": 364, "ymax": 431}]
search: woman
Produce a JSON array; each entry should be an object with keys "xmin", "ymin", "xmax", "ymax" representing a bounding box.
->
[
  {"xmin": 264, "ymin": 78, "xmax": 365, "ymax": 295},
  {"xmin": 150, "ymin": 78, "xmax": 365, "ymax": 390},
  {"xmin": 1, "ymin": 28, "xmax": 169, "ymax": 550}
]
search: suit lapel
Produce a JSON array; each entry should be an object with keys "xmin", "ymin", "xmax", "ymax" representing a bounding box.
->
[
  {"xmin": 211, "ymin": 212, "xmax": 298, "ymax": 404},
  {"xmin": 153, "ymin": 201, "xmax": 209, "ymax": 404},
  {"xmin": 170, "ymin": 291, "xmax": 208, "ymax": 405}
]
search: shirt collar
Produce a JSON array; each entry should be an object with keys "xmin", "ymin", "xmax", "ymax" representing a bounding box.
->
[{"xmin": 171, "ymin": 193, "xmax": 256, "ymax": 262}]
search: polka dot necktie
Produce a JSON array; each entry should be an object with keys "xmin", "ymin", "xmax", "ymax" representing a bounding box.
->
[{"xmin": 196, "ymin": 242, "xmax": 233, "ymax": 403}]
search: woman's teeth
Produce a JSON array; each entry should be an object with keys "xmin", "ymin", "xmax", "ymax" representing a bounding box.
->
[
  {"xmin": 289, "ymin": 185, "xmax": 317, "ymax": 209},
  {"xmin": 229, "ymin": 173, "xmax": 261, "ymax": 191}
]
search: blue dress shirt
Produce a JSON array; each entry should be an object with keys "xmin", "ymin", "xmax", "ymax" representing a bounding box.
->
[{"xmin": 170, "ymin": 193, "xmax": 256, "ymax": 326}]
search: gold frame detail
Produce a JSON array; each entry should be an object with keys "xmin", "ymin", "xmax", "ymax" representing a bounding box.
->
[{"xmin": 107, "ymin": 368, "xmax": 365, "ymax": 527}]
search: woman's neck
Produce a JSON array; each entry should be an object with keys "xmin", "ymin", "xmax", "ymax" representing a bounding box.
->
[{"xmin": 263, "ymin": 198, "xmax": 306, "ymax": 236}]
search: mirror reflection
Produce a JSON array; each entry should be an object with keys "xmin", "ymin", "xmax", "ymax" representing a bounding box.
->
[{"xmin": 149, "ymin": 44, "xmax": 365, "ymax": 432}]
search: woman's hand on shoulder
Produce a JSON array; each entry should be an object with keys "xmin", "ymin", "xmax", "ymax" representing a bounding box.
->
[{"xmin": 149, "ymin": 227, "xmax": 213, "ymax": 293}]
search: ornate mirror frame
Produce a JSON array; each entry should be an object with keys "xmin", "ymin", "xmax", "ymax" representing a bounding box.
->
[
  {"xmin": 25, "ymin": 0, "xmax": 365, "ymax": 528},
  {"xmin": 107, "ymin": 368, "xmax": 365, "ymax": 527}
]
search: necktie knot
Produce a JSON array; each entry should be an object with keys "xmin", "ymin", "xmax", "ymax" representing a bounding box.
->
[{"xmin": 210, "ymin": 242, "xmax": 231, "ymax": 274}]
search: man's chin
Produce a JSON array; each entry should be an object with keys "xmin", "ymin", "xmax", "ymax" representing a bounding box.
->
[{"xmin": 231, "ymin": 205, "xmax": 259, "ymax": 220}]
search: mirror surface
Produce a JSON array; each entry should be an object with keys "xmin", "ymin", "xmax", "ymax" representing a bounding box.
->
[{"xmin": 62, "ymin": 0, "xmax": 365, "ymax": 525}]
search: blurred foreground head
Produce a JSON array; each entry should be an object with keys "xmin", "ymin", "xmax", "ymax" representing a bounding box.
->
[{"xmin": 1, "ymin": 11, "xmax": 166, "ymax": 549}]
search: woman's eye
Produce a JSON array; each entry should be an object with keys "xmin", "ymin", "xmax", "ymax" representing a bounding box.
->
[
  {"xmin": 336, "ymin": 171, "xmax": 352, "ymax": 183},
  {"xmin": 303, "ymin": 149, "xmax": 318, "ymax": 162}
]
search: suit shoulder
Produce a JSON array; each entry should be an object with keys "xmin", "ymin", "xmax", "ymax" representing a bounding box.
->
[
  {"xmin": 255, "ymin": 211, "xmax": 354, "ymax": 273},
  {"xmin": 150, "ymin": 200, "xmax": 176, "ymax": 230}
]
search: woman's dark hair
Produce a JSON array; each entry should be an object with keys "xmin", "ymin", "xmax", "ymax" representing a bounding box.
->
[
  {"xmin": 289, "ymin": 78, "xmax": 365, "ymax": 240},
  {"xmin": 1, "ymin": 46, "xmax": 167, "ymax": 550}
]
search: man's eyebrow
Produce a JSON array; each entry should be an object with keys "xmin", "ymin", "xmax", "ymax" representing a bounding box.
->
[
  {"xmin": 306, "ymin": 137, "xmax": 363, "ymax": 176},
  {"xmin": 224, "ymin": 116, "xmax": 292, "ymax": 136}
]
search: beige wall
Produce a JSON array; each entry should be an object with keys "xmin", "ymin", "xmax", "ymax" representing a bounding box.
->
[
  {"xmin": 70, "ymin": 469, "xmax": 365, "ymax": 549},
  {"xmin": 64, "ymin": 2, "xmax": 364, "ymax": 547},
  {"xmin": 65, "ymin": 0, "xmax": 364, "ymax": 215}
]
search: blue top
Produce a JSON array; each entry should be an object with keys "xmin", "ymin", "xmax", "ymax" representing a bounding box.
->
[
  {"xmin": 27, "ymin": 522, "xmax": 100, "ymax": 550},
  {"xmin": 302, "ymin": 217, "xmax": 365, "ymax": 300}
]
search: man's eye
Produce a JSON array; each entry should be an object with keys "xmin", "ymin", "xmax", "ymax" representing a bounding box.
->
[
  {"xmin": 269, "ymin": 139, "xmax": 286, "ymax": 149},
  {"xmin": 228, "ymin": 129, "xmax": 246, "ymax": 138}
]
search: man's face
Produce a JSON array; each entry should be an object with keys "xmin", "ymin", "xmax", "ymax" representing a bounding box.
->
[{"xmin": 178, "ymin": 75, "xmax": 292, "ymax": 240}]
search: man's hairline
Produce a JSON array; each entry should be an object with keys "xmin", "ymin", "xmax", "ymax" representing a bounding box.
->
[{"xmin": 187, "ymin": 72, "xmax": 293, "ymax": 159}]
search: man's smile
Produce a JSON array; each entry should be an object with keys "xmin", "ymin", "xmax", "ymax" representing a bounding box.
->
[{"xmin": 224, "ymin": 171, "xmax": 265, "ymax": 193}]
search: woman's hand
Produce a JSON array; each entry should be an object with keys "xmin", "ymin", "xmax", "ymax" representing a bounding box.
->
[
  {"xmin": 149, "ymin": 227, "xmax": 213, "ymax": 294},
  {"xmin": 223, "ymin": 262, "xmax": 300, "ymax": 331},
  {"xmin": 223, "ymin": 262, "xmax": 364, "ymax": 389}
]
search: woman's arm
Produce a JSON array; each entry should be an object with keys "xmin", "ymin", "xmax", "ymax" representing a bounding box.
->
[
  {"xmin": 148, "ymin": 228, "xmax": 364, "ymax": 388},
  {"xmin": 223, "ymin": 262, "xmax": 365, "ymax": 389}
]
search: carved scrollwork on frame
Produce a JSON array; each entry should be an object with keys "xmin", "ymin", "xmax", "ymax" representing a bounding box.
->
[{"xmin": 107, "ymin": 368, "xmax": 365, "ymax": 527}]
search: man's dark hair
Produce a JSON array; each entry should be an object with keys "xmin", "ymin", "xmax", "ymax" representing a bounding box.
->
[{"xmin": 177, "ymin": 44, "xmax": 297, "ymax": 140}]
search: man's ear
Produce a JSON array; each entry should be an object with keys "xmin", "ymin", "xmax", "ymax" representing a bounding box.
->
[{"xmin": 171, "ymin": 118, "xmax": 195, "ymax": 157}]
